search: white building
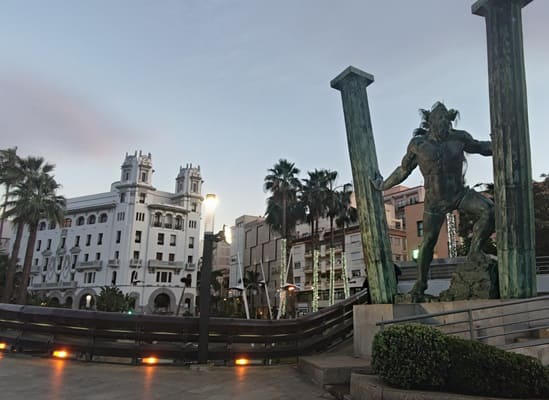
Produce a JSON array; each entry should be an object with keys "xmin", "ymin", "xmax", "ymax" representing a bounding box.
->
[{"xmin": 10, "ymin": 151, "xmax": 203, "ymax": 314}]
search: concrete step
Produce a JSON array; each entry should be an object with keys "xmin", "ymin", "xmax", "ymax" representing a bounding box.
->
[{"xmin": 298, "ymin": 354, "xmax": 371, "ymax": 386}]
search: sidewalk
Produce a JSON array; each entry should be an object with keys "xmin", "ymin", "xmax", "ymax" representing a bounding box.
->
[{"xmin": 0, "ymin": 354, "xmax": 335, "ymax": 400}]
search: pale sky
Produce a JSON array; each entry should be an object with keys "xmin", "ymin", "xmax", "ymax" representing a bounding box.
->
[{"xmin": 1, "ymin": 0, "xmax": 548, "ymax": 230}]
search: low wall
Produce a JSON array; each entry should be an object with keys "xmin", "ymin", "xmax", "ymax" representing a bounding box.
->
[
  {"xmin": 350, "ymin": 374, "xmax": 532, "ymax": 400},
  {"xmin": 353, "ymin": 298, "xmax": 549, "ymax": 358}
]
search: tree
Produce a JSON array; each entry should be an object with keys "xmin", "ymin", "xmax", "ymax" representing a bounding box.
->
[
  {"xmin": 96, "ymin": 286, "xmax": 133, "ymax": 312},
  {"xmin": 264, "ymin": 159, "xmax": 302, "ymax": 239},
  {"xmin": 1, "ymin": 151, "xmax": 25, "ymax": 303},
  {"xmin": 244, "ymin": 270, "xmax": 261, "ymax": 318},
  {"xmin": 4, "ymin": 157, "xmax": 66, "ymax": 304},
  {"xmin": 534, "ymin": 174, "xmax": 549, "ymax": 256},
  {"xmin": 335, "ymin": 189, "xmax": 359, "ymax": 254},
  {"xmin": 210, "ymin": 269, "xmax": 224, "ymax": 315},
  {"xmin": 301, "ymin": 169, "xmax": 328, "ymax": 243},
  {"xmin": 0, "ymin": 147, "xmax": 21, "ymax": 241},
  {"xmin": 0, "ymin": 253, "xmax": 8, "ymax": 300}
]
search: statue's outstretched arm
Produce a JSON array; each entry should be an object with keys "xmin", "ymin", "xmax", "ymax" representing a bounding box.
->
[
  {"xmin": 461, "ymin": 130, "xmax": 492, "ymax": 156},
  {"xmin": 380, "ymin": 146, "xmax": 417, "ymax": 190}
]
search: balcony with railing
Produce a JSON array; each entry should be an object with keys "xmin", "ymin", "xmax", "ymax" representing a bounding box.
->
[
  {"xmin": 30, "ymin": 281, "xmax": 77, "ymax": 290},
  {"xmin": 108, "ymin": 259, "xmax": 120, "ymax": 268},
  {"xmin": 76, "ymin": 260, "xmax": 103, "ymax": 272},
  {"xmin": 185, "ymin": 263, "xmax": 196, "ymax": 271},
  {"xmin": 147, "ymin": 259, "xmax": 184, "ymax": 272},
  {"xmin": 129, "ymin": 258, "xmax": 142, "ymax": 268}
]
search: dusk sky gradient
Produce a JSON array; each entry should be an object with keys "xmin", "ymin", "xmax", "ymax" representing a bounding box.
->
[{"xmin": 1, "ymin": 0, "xmax": 548, "ymax": 230}]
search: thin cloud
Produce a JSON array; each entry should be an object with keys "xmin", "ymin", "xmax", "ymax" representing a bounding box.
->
[{"xmin": 0, "ymin": 70, "xmax": 135, "ymax": 158}]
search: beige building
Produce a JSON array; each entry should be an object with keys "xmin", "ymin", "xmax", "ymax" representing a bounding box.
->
[{"xmin": 404, "ymin": 202, "xmax": 452, "ymax": 260}]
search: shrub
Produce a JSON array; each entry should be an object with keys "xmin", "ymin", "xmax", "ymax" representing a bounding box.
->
[
  {"xmin": 372, "ymin": 324, "xmax": 549, "ymax": 399},
  {"xmin": 372, "ymin": 324, "xmax": 450, "ymax": 390},
  {"xmin": 445, "ymin": 337, "xmax": 549, "ymax": 399}
]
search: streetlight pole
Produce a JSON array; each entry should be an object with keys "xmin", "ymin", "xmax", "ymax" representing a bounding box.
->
[
  {"xmin": 198, "ymin": 232, "xmax": 215, "ymax": 363},
  {"xmin": 197, "ymin": 193, "xmax": 219, "ymax": 364}
]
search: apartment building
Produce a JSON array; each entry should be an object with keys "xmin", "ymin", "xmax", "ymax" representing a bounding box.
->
[{"xmin": 9, "ymin": 151, "xmax": 203, "ymax": 314}]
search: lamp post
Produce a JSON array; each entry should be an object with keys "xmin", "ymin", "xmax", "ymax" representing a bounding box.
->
[{"xmin": 198, "ymin": 193, "xmax": 219, "ymax": 364}]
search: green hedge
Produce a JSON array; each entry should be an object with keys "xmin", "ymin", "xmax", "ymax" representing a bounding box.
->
[
  {"xmin": 371, "ymin": 324, "xmax": 449, "ymax": 390},
  {"xmin": 445, "ymin": 337, "xmax": 549, "ymax": 398},
  {"xmin": 372, "ymin": 325, "xmax": 549, "ymax": 399}
]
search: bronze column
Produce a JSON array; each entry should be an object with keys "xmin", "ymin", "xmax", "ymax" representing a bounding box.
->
[
  {"xmin": 331, "ymin": 66, "xmax": 396, "ymax": 304},
  {"xmin": 473, "ymin": 0, "xmax": 536, "ymax": 298}
]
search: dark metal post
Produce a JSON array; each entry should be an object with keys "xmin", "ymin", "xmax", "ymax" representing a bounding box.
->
[{"xmin": 198, "ymin": 232, "xmax": 214, "ymax": 363}]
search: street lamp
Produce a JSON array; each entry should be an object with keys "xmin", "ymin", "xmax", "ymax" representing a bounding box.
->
[{"xmin": 204, "ymin": 193, "xmax": 218, "ymax": 233}]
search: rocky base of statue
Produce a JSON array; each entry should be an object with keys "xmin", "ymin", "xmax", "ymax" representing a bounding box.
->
[
  {"xmin": 395, "ymin": 292, "xmax": 439, "ymax": 303},
  {"xmin": 439, "ymin": 254, "xmax": 499, "ymax": 301}
]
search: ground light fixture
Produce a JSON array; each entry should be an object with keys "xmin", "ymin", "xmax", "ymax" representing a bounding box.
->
[
  {"xmin": 0, "ymin": 342, "xmax": 8, "ymax": 351},
  {"xmin": 234, "ymin": 358, "xmax": 249, "ymax": 366},
  {"xmin": 141, "ymin": 356, "xmax": 159, "ymax": 365},
  {"xmin": 52, "ymin": 349, "xmax": 70, "ymax": 359}
]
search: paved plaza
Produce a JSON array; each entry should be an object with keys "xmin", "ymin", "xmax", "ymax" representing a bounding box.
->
[{"xmin": 0, "ymin": 353, "xmax": 334, "ymax": 400}]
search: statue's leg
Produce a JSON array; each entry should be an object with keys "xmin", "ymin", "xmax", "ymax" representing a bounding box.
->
[
  {"xmin": 411, "ymin": 211, "xmax": 445, "ymax": 296},
  {"xmin": 458, "ymin": 190, "xmax": 495, "ymax": 260}
]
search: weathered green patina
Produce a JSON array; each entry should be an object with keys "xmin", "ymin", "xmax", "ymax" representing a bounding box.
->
[
  {"xmin": 331, "ymin": 67, "xmax": 396, "ymax": 304},
  {"xmin": 376, "ymin": 102, "xmax": 495, "ymax": 300},
  {"xmin": 473, "ymin": 0, "xmax": 537, "ymax": 298}
]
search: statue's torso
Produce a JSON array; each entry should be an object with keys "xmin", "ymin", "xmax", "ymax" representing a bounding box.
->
[{"xmin": 411, "ymin": 133, "xmax": 468, "ymax": 212}]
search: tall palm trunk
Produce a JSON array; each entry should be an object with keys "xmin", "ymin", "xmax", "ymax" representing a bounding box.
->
[
  {"xmin": 2, "ymin": 223, "xmax": 23, "ymax": 303},
  {"xmin": 282, "ymin": 193, "xmax": 287, "ymax": 240},
  {"xmin": 0, "ymin": 184, "xmax": 10, "ymax": 240},
  {"xmin": 17, "ymin": 223, "xmax": 38, "ymax": 304}
]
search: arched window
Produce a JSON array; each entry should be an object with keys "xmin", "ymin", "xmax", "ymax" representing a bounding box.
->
[
  {"xmin": 48, "ymin": 221, "xmax": 56, "ymax": 229},
  {"xmin": 99, "ymin": 213, "xmax": 108, "ymax": 223},
  {"xmin": 153, "ymin": 212, "xmax": 162, "ymax": 227},
  {"xmin": 164, "ymin": 214, "xmax": 173, "ymax": 229},
  {"xmin": 87, "ymin": 215, "xmax": 96, "ymax": 225},
  {"xmin": 175, "ymin": 216, "xmax": 183, "ymax": 230},
  {"xmin": 77, "ymin": 216, "xmax": 85, "ymax": 226},
  {"xmin": 39, "ymin": 221, "xmax": 47, "ymax": 231},
  {"xmin": 130, "ymin": 271, "xmax": 138, "ymax": 284},
  {"xmin": 63, "ymin": 218, "xmax": 72, "ymax": 227}
]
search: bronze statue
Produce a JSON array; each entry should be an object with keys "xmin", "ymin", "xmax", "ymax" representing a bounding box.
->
[{"xmin": 372, "ymin": 102, "xmax": 495, "ymax": 297}]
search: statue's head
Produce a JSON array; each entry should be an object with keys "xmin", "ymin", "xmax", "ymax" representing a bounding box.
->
[{"xmin": 416, "ymin": 102, "xmax": 459, "ymax": 140}]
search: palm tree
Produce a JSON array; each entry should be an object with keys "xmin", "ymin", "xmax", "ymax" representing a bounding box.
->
[
  {"xmin": 264, "ymin": 159, "xmax": 301, "ymax": 240},
  {"xmin": 210, "ymin": 269, "xmax": 224, "ymax": 314},
  {"xmin": 300, "ymin": 169, "xmax": 334, "ymax": 310},
  {"xmin": 0, "ymin": 148, "xmax": 21, "ymax": 241},
  {"xmin": 244, "ymin": 269, "xmax": 261, "ymax": 318},
  {"xmin": 1, "ymin": 215, "xmax": 24, "ymax": 303},
  {"xmin": 335, "ymin": 190, "xmax": 358, "ymax": 298},
  {"xmin": 264, "ymin": 160, "xmax": 301, "ymax": 317},
  {"xmin": 1, "ymin": 151, "xmax": 25, "ymax": 303},
  {"xmin": 4, "ymin": 157, "xmax": 66, "ymax": 304}
]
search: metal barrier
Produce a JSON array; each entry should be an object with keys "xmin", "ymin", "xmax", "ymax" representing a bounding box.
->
[
  {"xmin": 0, "ymin": 289, "xmax": 369, "ymax": 364},
  {"xmin": 376, "ymin": 295, "xmax": 549, "ymax": 350}
]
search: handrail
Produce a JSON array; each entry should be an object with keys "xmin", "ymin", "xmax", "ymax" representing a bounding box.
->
[
  {"xmin": 376, "ymin": 294, "xmax": 549, "ymax": 349},
  {"xmin": 377, "ymin": 294, "xmax": 549, "ymax": 328},
  {"xmin": 0, "ymin": 289, "xmax": 369, "ymax": 364}
]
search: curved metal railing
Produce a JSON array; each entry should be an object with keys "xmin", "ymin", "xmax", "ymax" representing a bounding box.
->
[{"xmin": 0, "ymin": 289, "xmax": 369, "ymax": 364}]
